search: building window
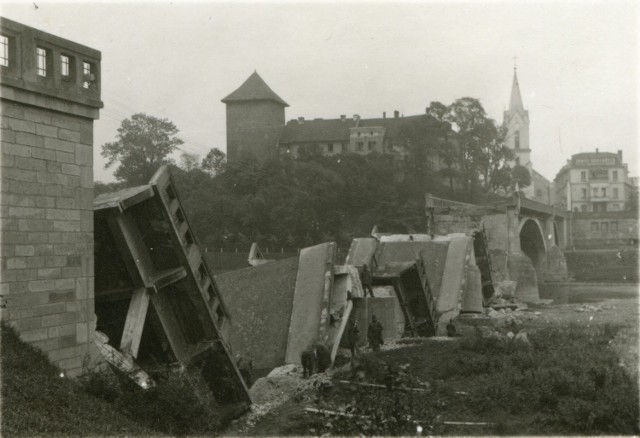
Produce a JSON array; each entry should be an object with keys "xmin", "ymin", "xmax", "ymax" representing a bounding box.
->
[
  {"xmin": 580, "ymin": 204, "xmax": 588, "ymax": 212},
  {"xmin": 0, "ymin": 35, "xmax": 8, "ymax": 67},
  {"xmin": 612, "ymin": 170, "xmax": 618, "ymax": 181},
  {"xmin": 613, "ymin": 188, "xmax": 619, "ymax": 199},
  {"xmin": 357, "ymin": 142, "xmax": 364, "ymax": 151},
  {"xmin": 36, "ymin": 47, "xmax": 47, "ymax": 76},
  {"xmin": 580, "ymin": 171, "xmax": 587, "ymax": 182},
  {"xmin": 592, "ymin": 188, "xmax": 598, "ymax": 197},
  {"xmin": 82, "ymin": 61, "xmax": 95, "ymax": 89},
  {"xmin": 368, "ymin": 141, "xmax": 375, "ymax": 151},
  {"xmin": 611, "ymin": 222, "xmax": 618, "ymax": 232},
  {"xmin": 602, "ymin": 222, "xmax": 608, "ymax": 232},
  {"xmin": 581, "ymin": 188, "xmax": 587, "ymax": 199},
  {"xmin": 601, "ymin": 187, "xmax": 606, "ymax": 197},
  {"xmin": 514, "ymin": 131, "xmax": 520, "ymax": 149},
  {"xmin": 61, "ymin": 55, "xmax": 70, "ymax": 77},
  {"xmin": 591, "ymin": 222, "xmax": 599, "ymax": 232},
  {"xmin": 327, "ymin": 143, "xmax": 334, "ymax": 153}
]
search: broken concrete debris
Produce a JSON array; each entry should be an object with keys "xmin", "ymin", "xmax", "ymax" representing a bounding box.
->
[{"xmin": 93, "ymin": 166, "xmax": 250, "ymax": 413}]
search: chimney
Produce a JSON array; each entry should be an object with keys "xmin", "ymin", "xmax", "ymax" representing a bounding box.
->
[
  {"xmin": 618, "ymin": 150, "xmax": 623, "ymax": 159},
  {"xmin": 383, "ymin": 112, "xmax": 386, "ymax": 119},
  {"xmin": 340, "ymin": 115, "xmax": 346, "ymax": 121},
  {"xmin": 297, "ymin": 117, "xmax": 304, "ymax": 124},
  {"xmin": 394, "ymin": 110, "xmax": 399, "ymax": 119},
  {"xmin": 595, "ymin": 148, "xmax": 599, "ymax": 153},
  {"xmin": 353, "ymin": 114, "xmax": 360, "ymax": 122}
]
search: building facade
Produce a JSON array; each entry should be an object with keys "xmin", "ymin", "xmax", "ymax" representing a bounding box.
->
[
  {"xmin": 554, "ymin": 149, "xmax": 630, "ymax": 213},
  {"xmin": 0, "ymin": 18, "xmax": 102, "ymax": 376}
]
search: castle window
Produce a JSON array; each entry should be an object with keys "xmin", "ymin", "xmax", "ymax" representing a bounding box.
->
[
  {"xmin": 514, "ymin": 131, "xmax": 520, "ymax": 149},
  {"xmin": 36, "ymin": 47, "xmax": 48, "ymax": 76},
  {"xmin": 0, "ymin": 35, "xmax": 8, "ymax": 67},
  {"xmin": 82, "ymin": 61, "xmax": 96, "ymax": 89}
]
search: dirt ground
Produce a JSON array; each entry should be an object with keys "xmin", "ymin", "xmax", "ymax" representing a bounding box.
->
[{"xmin": 223, "ymin": 283, "xmax": 639, "ymax": 436}]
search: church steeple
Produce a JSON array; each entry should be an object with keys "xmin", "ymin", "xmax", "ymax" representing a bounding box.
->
[{"xmin": 509, "ymin": 67, "xmax": 525, "ymax": 113}]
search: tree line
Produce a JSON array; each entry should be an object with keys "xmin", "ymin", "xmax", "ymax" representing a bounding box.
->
[{"xmin": 97, "ymin": 98, "xmax": 530, "ymax": 250}]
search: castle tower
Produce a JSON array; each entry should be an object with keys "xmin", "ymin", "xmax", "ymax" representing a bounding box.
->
[
  {"xmin": 222, "ymin": 71, "xmax": 288, "ymax": 163},
  {"xmin": 503, "ymin": 67, "xmax": 531, "ymax": 169}
]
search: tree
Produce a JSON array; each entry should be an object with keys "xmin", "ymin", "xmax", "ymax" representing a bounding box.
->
[
  {"xmin": 201, "ymin": 148, "xmax": 227, "ymax": 176},
  {"xmin": 511, "ymin": 165, "xmax": 532, "ymax": 189},
  {"xmin": 179, "ymin": 152, "xmax": 201, "ymax": 172},
  {"xmin": 102, "ymin": 113, "xmax": 183, "ymax": 186}
]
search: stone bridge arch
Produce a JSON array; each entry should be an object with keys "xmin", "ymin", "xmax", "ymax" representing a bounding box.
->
[{"xmin": 518, "ymin": 218, "xmax": 548, "ymax": 284}]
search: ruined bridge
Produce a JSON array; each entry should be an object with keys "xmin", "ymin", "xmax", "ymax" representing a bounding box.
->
[{"xmin": 427, "ymin": 193, "xmax": 569, "ymax": 301}]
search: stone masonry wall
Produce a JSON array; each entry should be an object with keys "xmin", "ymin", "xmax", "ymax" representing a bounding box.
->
[
  {"xmin": 1, "ymin": 101, "xmax": 96, "ymax": 376},
  {"xmin": 0, "ymin": 17, "xmax": 102, "ymax": 377}
]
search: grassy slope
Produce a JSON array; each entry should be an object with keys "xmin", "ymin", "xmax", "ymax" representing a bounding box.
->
[
  {"xmin": 1, "ymin": 325, "xmax": 153, "ymax": 437},
  {"xmin": 244, "ymin": 311, "xmax": 639, "ymax": 436}
]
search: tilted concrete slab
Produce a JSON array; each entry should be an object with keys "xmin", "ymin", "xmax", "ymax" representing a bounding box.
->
[
  {"xmin": 285, "ymin": 242, "xmax": 336, "ymax": 364},
  {"xmin": 214, "ymin": 257, "xmax": 299, "ymax": 370},
  {"xmin": 345, "ymin": 238, "xmax": 378, "ymax": 267},
  {"xmin": 418, "ymin": 241, "xmax": 450, "ymax": 300},
  {"xmin": 436, "ymin": 235, "xmax": 473, "ymax": 332}
]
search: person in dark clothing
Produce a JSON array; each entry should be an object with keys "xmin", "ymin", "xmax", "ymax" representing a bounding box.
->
[
  {"xmin": 360, "ymin": 264, "xmax": 374, "ymax": 297},
  {"xmin": 347, "ymin": 320, "xmax": 360, "ymax": 359},
  {"xmin": 301, "ymin": 347, "xmax": 316, "ymax": 378},
  {"xmin": 315, "ymin": 343, "xmax": 331, "ymax": 373},
  {"xmin": 367, "ymin": 315, "xmax": 384, "ymax": 352}
]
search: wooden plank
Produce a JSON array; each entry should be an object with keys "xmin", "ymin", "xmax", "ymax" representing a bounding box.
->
[
  {"xmin": 105, "ymin": 215, "xmax": 145, "ymax": 287},
  {"xmin": 115, "ymin": 213, "xmax": 156, "ymax": 286},
  {"xmin": 119, "ymin": 287, "xmax": 150, "ymax": 358}
]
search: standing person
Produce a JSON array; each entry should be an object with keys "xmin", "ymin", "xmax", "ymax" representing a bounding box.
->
[
  {"xmin": 360, "ymin": 264, "xmax": 374, "ymax": 297},
  {"xmin": 301, "ymin": 346, "xmax": 316, "ymax": 378},
  {"xmin": 368, "ymin": 315, "xmax": 384, "ymax": 352},
  {"xmin": 347, "ymin": 319, "xmax": 360, "ymax": 359}
]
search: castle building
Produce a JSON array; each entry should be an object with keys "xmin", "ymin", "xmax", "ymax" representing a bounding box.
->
[{"xmin": 502, "ymin": 68, "xmax": 552, "ymax": 204}]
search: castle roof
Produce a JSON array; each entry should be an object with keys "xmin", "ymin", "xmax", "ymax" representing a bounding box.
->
[
  {"xmin": 278, "ymin": 114, "xmax": 427, "ymax": 144},
  {"xmin": 222, "ymin": 71, "xmax": 289, "ymax": 107},
  {"xmin": 279, "ymin": 118, "xmax": 354, "ymax": 143}
]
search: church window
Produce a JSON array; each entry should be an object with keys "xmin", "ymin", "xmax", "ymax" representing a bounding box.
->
[{"xmin": 514, "ymin": 131, "xmax": 520, "ymax": 149}]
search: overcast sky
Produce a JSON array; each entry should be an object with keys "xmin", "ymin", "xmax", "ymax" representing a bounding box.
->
[{"xmin": 3, "ymin": 1, "xmax": 638, "ymax": 183}]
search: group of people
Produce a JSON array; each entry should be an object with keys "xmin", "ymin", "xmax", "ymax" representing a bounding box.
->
[{"xmin": 346, "ymin": 314, "xmax": 384, "ymax": 358}]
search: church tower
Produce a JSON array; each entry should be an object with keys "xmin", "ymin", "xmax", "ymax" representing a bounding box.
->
[{"xmin": 503, "ymin": 67, "xmax": 531, "ymax": 169}]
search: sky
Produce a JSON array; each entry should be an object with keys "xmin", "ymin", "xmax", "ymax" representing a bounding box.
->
[{"xmin": 2, "ymin": 0, "xmax": 638, "ymax": 183}]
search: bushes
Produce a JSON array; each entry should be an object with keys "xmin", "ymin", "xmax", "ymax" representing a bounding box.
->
[{"xmin": 81, "ymin": 365, "xmax": 223, "ymax": 436}]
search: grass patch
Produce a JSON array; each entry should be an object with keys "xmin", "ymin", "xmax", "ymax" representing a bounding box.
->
[
  {"xmin": 304, "ymin": 322, "xmax": 639, "ymax": 436},
  {"xmin": 1, "ymin": 324, "xmax": 151, "ymax": 437}
]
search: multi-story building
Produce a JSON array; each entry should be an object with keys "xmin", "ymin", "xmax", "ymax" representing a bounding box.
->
[{"xmin": 554, "ymin": 149, "xmax": 631, "ymax": 212}]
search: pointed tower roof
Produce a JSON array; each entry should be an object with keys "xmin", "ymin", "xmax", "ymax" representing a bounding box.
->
[
  {"xmin": 222, "ymin": 71, "xmax": 289, "ymax": 107},
  {"xmin": 509, "ymin": 68, "xmax": 525, "ymax": 112}
]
